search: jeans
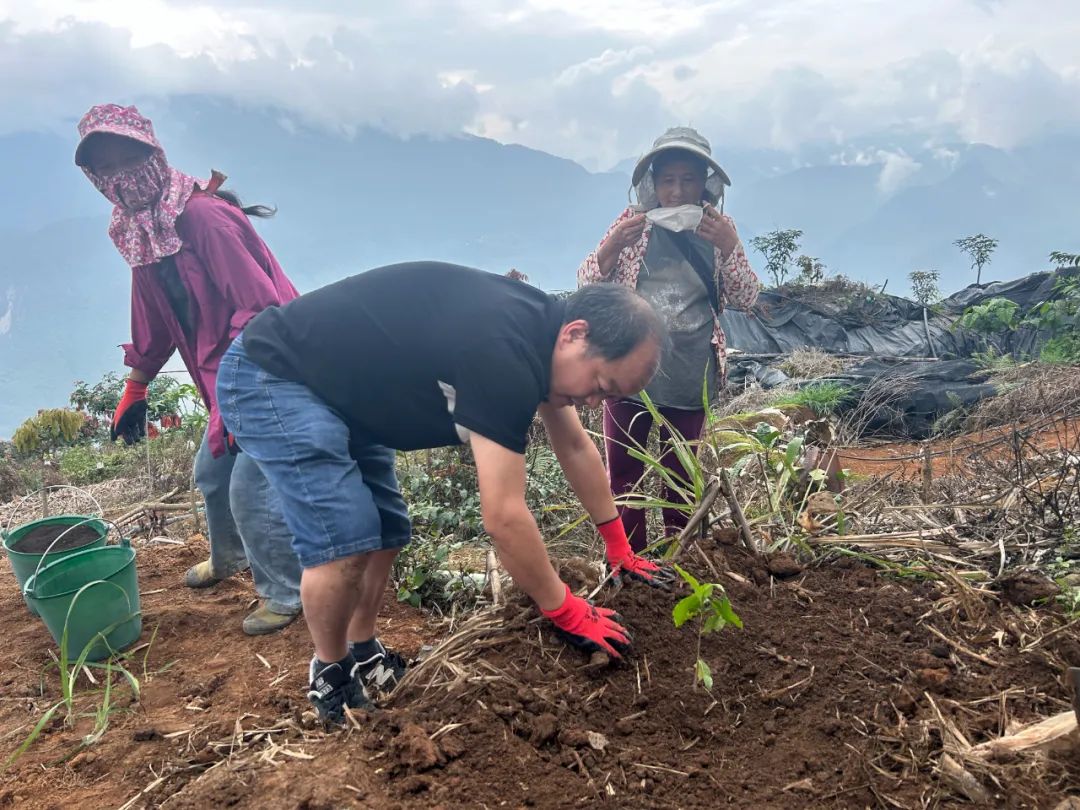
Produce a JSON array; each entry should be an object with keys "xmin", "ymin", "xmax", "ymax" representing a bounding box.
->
[
  {"xmin": 603, "ymin": 398, "xmax": 707, "ymax": 552},
  {"xmin": 216, "ymin": 336, "xmax": 412, "ymax": 569},
  {"xmin": 193, "ymin": 430, "xmax": 303, "ymax": 613}
]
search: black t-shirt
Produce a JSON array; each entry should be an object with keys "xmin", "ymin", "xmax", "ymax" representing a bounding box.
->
[{"xmin": 242, "ymin": 262, "xmax": 565, "ymax": 454}]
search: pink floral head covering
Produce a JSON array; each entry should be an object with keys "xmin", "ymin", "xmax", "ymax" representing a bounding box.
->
[{"xmin": 75, "ymin": 103, "xmax": 213, "ymax": 268}]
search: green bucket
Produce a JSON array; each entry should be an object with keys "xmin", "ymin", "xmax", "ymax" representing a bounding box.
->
[
  {"xmin": 23, "ymin": 540, "xmax": 142, "ymax": 662},
  {"xmin": 3, "ymin": 515, "xmax": 109, "ymax": 615}
]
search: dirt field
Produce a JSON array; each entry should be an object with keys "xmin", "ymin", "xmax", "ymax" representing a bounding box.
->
[{"xmin": 2, "ymin": 526, "xmax": 1078, "ymax": 809}]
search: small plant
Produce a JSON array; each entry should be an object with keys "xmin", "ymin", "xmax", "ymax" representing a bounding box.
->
[
  {"xmin": 954, "ymin": 233, "xmax": 998, "ymax": 285},
  {"xmin": 772, "ymin": 382, "xmax": 853, "ymax": 416},
  {"xmin": 1039, "ymin": 335, "xmax": 1080, "ymax": 365},
  {"xmin": 749, "ymin": 228, "xmax": 804, "ymax": 288},
  {"xmin": 970, "ymin": 346, "xmax": 1020, "ymax": 370},
  {"xmin": 672, "ymin": 565, "xmax": 742, "ymax": 690},
  {"xmin": 795, "ymin": 255, "xmax": 826, "ymax": 286},
  {"xmin": 6, "ymin": 586, "xmax": 142, "ymax": 767},
  {"xmin": 908, "ymin": 269, "xmax": 941, "ymax": 306}
]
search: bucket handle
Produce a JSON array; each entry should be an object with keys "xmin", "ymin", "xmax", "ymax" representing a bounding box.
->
[
  {"xmin": 24, "ymin": 517, "xmax": 129, "ymax": 594},
  {"xmin": 3, "ymin": 485, "xmax": 105, "ymax": 535}
]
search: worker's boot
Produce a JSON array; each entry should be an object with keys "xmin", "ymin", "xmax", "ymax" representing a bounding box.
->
[{"xmin": 243, "ymin": 602, "xmax": 301, "ymax": 636}]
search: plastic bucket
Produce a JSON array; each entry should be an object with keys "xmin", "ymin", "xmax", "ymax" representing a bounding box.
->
[
  {"xmin": 23, "ymin": 541, "xmax": 141, "ymax": 662},
  {"xmin": 3, "ymin": 515, "xmax": 108, "ymax": 615}
]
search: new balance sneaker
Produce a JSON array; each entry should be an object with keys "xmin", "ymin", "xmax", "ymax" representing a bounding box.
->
[
  {"xmin": 307, "ymin": 656, "xmax": 368, "ymax": 725},
  {"xmin": 350, "ymin": 639, "xmax": 408, "ymax": 695}
]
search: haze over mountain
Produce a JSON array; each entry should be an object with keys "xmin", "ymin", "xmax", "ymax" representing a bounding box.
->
[
  {"xmin": 2, "ymin": 96, "xmax": 1077, "ymax": 438},
  {"xmin": 4, "ymin": 0, "xmax": 1080, "ymax": 439}
]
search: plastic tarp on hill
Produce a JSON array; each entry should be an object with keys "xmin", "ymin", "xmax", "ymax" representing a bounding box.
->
[
  {"xmin": 720, "ymin": 270, "xmax": 1060, "ymax": 361},
  {"xmin": 720, "ymin": 271, "xmax": 1062, "ymax": 437}
]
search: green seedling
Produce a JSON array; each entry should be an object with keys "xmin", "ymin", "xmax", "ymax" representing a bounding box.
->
[
  {"xmin": 5, "ymin": 584, "xmax": 143, "ymax": 769},
  {"xmin": 672, "ymin": 564, "xmax": 742, "ymax": 690}
]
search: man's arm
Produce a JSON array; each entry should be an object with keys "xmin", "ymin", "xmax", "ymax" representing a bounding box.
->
[
  {"xmin": 538, "ymin": 402, "xmax": 675, "ymax": 589},
  {"xmin": 469, "ymin": 431, "xmax": 565, "ymax": 611},
  {"xmin": 537, "ymin": 402, "xmax": 616, "ymax": 522}
]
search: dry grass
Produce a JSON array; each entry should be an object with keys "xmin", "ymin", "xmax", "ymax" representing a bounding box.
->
[
  {"xmin": 717, "ymin": 383, "xmax": 793, "ymax": 417},
  {"xmin": 778, "ymin": 347, "xmax": 846, "ymax": 379},
  {"xmin": 968, "ymin": 363, "xmax": 1080, "ymax": 431}
]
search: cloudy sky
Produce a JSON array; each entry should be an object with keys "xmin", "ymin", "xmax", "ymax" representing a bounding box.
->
[{"xmin": 2, "ymin": 0, "xmax": 1078, "ymax": 169}]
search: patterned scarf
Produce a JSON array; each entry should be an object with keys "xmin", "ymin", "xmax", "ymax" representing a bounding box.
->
[{"xmin": 77, "ymin": 104, "xmax": 206, "ymax": 268}]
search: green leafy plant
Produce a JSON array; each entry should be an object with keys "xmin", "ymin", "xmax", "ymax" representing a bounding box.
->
[
  {"xmin": 954, "ymin": 233, "xmax": 998, "ymax": 285},
  {"xmin": 970, "ymin": 346, "xmax": 1021, "ymax": 370},
  {"xmin": 1049, "ymin": 251, "xmax": 1080, "ymax": 268},
  {"xmin": 391, "ymin": 536, "xmax": 485, "ymax": 611},
  {"xmin": 749, "ymin": 228, "xmax": 804, "ymax": 288},
  {"xmin": 958, "ymin": 297, "xmax": 1019, "ymax": 335},
  {"xmin": 69, "ymin": 371, "xmax": 206, "ymax": 438},
  {"xmin": 1039, "ymin": 334, "xmax": 1080, "ymax": 365},
  {"xmin": 795, "ymin": 255, "xmax": 826, "ymax": 286},
  {"xmin": 672, "ymin": 564, "xmax": 742, "ymax": 690},
  {"xmin": 908, "ymin": 269, "xmax": 941, "ymax": 306},
  {"xmin": 58, "ymin": 445, "xmax": 130, "ymax": 486},
  {"xmin": 610, "ymin": 391, "xmax": 712, "ymax": 553}
]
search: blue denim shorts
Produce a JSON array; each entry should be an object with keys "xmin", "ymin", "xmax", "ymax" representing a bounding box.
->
[{"xmin": 217, "ymin": 335, "xmax": 412, "ymax": 569}]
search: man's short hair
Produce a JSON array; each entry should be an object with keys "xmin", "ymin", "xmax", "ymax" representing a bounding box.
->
[{"xmin": 564, "ymin": 284, "xmax": 667, "ymax": 361}]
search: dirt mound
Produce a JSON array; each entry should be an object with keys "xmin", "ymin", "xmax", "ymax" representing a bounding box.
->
[
  {"xmin": 2, "ymin": 535, "xmax": 1077, "ymax": 809},
  {"xmin": 167, "ymin": 548, "xmax": 1077, "ymax": 809}
]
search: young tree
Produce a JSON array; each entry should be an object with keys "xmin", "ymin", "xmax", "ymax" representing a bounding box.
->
[
  {"xmin": 749, "ymin": 228, "xmax": 804, "ymax": 288},
  {"xmin": 908, "ymin": 269, "xmax": 941, "ymax": 306},
  {"xmin": 795, "ymin": 255, "xmax": 826, "ymax": 286},
  {"xmin": 954, "ymin": 234, "xmax": 998, "ymax": 285}
]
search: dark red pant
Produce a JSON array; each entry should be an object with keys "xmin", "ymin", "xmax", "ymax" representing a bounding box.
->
[{"xmin": 602, "ymin": 399, "xmax": 707, "ymax": 552}]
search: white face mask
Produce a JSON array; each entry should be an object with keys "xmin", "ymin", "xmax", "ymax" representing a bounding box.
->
[{"xmin": 645, "ymin": 204, "xmax": 703, "ymax": 233}]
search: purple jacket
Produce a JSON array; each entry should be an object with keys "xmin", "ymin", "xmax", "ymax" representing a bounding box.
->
[{"xmin": 122, "ymin": 193, "xmax": 299, "ymax": 457}]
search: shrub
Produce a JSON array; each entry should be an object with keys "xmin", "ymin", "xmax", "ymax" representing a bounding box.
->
[
  {"xmin": 1039, "ymin": 334, "xmax": 1080, "ymax": 365},
  {"xmin": 58, "ymin": 445, "xmax": 128, "ymax": 486}
]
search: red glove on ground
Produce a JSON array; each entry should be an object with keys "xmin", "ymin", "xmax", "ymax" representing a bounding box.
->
[
  {"xmin": 110, "ymin": 379, "xmax": 149, "ymax": 445},
  {"xmin": 598, "ymin": 517, "xmax": 676, "ymax": 590},
  {"xmin": 541, "ymin": 584, "xmax": 632, "ymax": 658}
]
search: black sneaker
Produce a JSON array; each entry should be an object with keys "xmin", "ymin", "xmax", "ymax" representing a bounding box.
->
[
  {"xmin": 307, "ymin": 657, "xmax": 367, "ymax": 725},
  {"xmin": 351, "ymin": 639, "xmax": 407, "ymax": 694}
]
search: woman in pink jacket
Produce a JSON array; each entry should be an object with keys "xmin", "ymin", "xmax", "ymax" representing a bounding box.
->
[
  {"xmin": 578, "ymin": 127, "xmax": 760, "ymax": 552},
  {"xmin": 75, "ymin": 103, "xmax": 302, "ymax": 634}
]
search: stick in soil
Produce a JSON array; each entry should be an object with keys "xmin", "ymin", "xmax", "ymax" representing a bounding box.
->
[
  {"xmin": 718, "ymin": 469, "xmax": 757, "ymax": 552},
  {"xmin": 924, "ymin": 624, "xmax": 1000, "ymax": 668}
]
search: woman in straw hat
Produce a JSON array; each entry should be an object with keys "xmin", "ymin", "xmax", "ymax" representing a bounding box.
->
[{"xmin": 578, "ymin": 126, "xmax": 760, "ymax": 552}]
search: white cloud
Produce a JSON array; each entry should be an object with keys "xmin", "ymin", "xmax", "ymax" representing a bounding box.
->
[
  {"xmin": 876, "ymin": 150, "xmax": 922, "ymax": 195},
  {"xmin": 0, "ymin": 0, "xmax": 1078, "ymax": 165}
]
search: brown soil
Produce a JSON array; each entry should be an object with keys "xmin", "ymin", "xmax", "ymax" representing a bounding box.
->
[
  {"xmin": 834, "ymin": 415, "xmax": 1080, "ymax": 480},
  {"xmin": 1, "ymin": 532, "xmax": 1077, "ymax": 809},
  {"xmin": 7, "ymin": 523, "xmax": 103, "ymax": 555}
]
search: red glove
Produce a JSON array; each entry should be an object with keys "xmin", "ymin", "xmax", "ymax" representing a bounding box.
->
[
  {"xmin": 541, "ymin": 584, "xmax": 632, "ymax": 658},
  {"xmin": 598, "ymin": 517, "xmax": 676, "ymax": 590},
  {"xmin": 111, "ymin": 379, "xmax": 149, "ymax": 445}
]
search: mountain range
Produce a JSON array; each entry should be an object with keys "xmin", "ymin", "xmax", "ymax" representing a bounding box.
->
[{"xmin": 2, "ymin": 95, "xmax": 1077, "ymax": 438}]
